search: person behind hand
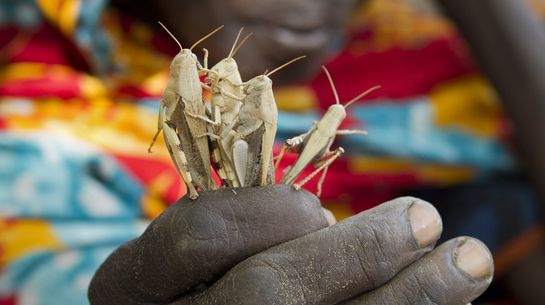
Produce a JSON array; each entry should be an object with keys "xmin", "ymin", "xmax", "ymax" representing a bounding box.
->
[{"xmin": 6, "ymin": 0, "xmax": 532, "ymax": 304}]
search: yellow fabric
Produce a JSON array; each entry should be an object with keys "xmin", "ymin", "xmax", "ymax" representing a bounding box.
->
[
  {"xmin": 141, "ymin": 171, "xmax": 181, "ymax": 219},
  {"xmin": 349, "ymin": 155, "xmax": 475, "ymax": 186},
  {"xmin": 0, "ymin": 220, "xmax": 63, "ymax": 267},
  {"xmin": 103, "ymin": 13, "xmax": 172, "ymax": 93},
  {"xmin": 275, "ymin": 86, "xmax": 319, "ymax": 112},
  {"xmin": 323, "ymin": 201, "xmax": 354, "ymax": 221},
  {"xmin": 431, "ymin": 75, "xmax": 503, "ymax": 137},
  {"xmin": 2, "ymin": 96, "xmax": 171, "ymax": 160},
  {"xmin": 350, "ymin": 0, "xmax": 454, "ymax": 52},
  {"xmin": 36, "ymin": 0, "xmax": 80, "ymax": 36}
]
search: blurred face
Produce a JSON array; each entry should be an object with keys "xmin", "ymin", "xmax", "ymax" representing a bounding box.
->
[{"xmin": 155, "ymin": 0, "xmax": 357, "ymax": 85}]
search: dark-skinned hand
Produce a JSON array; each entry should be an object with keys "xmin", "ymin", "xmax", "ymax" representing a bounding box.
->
[{"xmin": 88, "ymin": 185, "xmax": 493, "ymax": 305}]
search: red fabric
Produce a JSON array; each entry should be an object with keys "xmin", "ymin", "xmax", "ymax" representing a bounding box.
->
[
  {"xmin": 0, "ymin": 295, "xmax": 16, "ymax": 305},
  {"xmin": 274, "ymin": 148, "xmax": 419, "ymax": 213},
  {"xmin": 311, "ymin": 34, "xmax": 476, "ymax": 109},
  {"xmin": 7, "ymin": 23, "xmax": 90, "ymax": 71},
  {"xmin": 0, "ymin": 77, "xmax": 82, "ymax": 99},
  {"xmin": 113, "ymin": 154, "xmax": 183, "ymax": 205},
  {"xmin": 117, "ymin": 85, "xmax": 157, "ymax": 99}
]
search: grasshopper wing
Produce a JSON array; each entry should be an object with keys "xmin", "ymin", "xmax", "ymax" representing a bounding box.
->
[
  {"xmin": 281, "ymin": 131, "xmax": 333, "ymax": 184},
  {"xmin": 236, "ymin": 124, "xmax": 274, "ymax": 186},
  {"xmin": 170, "ymin": 99, "xmax": 216, "ymax": 191}
]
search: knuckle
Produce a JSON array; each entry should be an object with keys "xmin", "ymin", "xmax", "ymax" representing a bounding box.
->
[
  {"xmin": 228, "ymin": 256, "xmax": 302, "ymax": 305},
  {"xmin": 349, "ymin": 222, "xmax": 395, "ymax": 284},
  {"xmin": 395, "ymin": 272, "xmax": 444, "ymax": 305},
  {"xmin": 144, "ymin": 204, "xmax": 231, "ymax": 265}
]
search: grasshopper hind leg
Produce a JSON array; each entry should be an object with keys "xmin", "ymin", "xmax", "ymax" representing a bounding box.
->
[
  {"xmin": 148, "ymin": 104, "xmax": 165, "ymax": 153},
  {"xmin": 293, "ymin": 147, "xmax": 344, "ymax": 196},
  {"xmin": 148, "ymin": 129, "xmax": 162, "ymax": 153},
  {"xmin": 274, "ymin": 144, "xmax": 288, "ymax": 170},
  {"xmin": 316, "ymin": 166, "xmax": 329, "ymax": 197},
  {"xmin": 162, "ymin": 121, "xmax": 199, "ymax": 199}
]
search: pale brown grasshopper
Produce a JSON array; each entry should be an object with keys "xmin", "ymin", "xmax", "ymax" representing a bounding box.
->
[
  {"xmin": 188, "ymin": 28, "xmax": 252, "ymax": 187},
  {"xmin": 278, "ymin": 66, "xmax": 380, "ymax": 196},
  {"xmin": 227, "ymin": 56, "xmax": 306, "ymax": 186},
  {"xmin": 148, "ymin": 23, "xmax": 223, "ymax": 199}
]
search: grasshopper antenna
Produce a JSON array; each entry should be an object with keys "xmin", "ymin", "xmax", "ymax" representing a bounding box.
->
[
  {"xmin": 265, "ymin": 55, "xmax": 306, "ymax": 77},
  {"xmin": 321, "ymin": 66, "xmax": 340, "ymax": 105},
  {"xmin": 344, "ymin": 85, "xmax": 381, "ymax": 109},
  {"xmin": 231, "ymin": 33, "xmax": 253, "ymax": 58},
  {"xmin": 228, "ymin": 27, "xmax": 244, "ymax": 58},
  {"xmin": 158, "ymin": 21, "xmax": 182, "ymax": 50},
  {"xmin": 190, "ymin": 25, "xmax": 225, "ymax": 51}
]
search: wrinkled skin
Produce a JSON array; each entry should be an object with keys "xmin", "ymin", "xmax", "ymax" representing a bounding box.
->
[
  {"xmin": 89, "ymin": 185, "xmax": 492, "ymax": 305},
  {"xmin": 152, "ymin": 0, "xmax": 356, "ymax": 84}
]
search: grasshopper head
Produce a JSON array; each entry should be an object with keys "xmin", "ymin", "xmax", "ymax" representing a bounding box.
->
[
  {"xmin": 217, "ymin": 57, "xmax": 238, "ymax": 74},
  {"xmin": 170, "ymin": 49, "xmax": 200, "ymax": 79},
  {"xmin": 180, "ymin": 49, "xmax": 198, "ymax": 62},
  {"xmin": 243, "ymin": 75, "xmax": 272, "ymax": 95},
  {"xmin": 172, "ymin": 49, "xmax": 196, "ymax": 64},
  {"xmin": 170, "ymin": 53, "xmax": 184, "ymax": 74},
  {"xmin": 207, "ymin": 58, "xmax": 239, "ymax": 85},
  {"xmin": 322, "ymin": 104, "xmax": 347, "ymax": 127},
  {"xmin": 328, "ymin": 104, "xmax": 346, "ymax": 117}
]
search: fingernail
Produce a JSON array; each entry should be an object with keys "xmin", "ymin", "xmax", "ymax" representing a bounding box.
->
[
  {"xmin": 408, "ymin": 200, "xmax": 442, "ymax": 248},
  {"xmin": 455, "ymin": 238, "xmax": 494, "ymax": 280},
  {"xmin": 321, "ymin": 208, "xmax": 337, "ymax": 226}
]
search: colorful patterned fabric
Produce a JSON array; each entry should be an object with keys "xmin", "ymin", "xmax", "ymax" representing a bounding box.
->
[{"xmin": 0, "ymin": 1, "xmax": 541, "ymax": 304}]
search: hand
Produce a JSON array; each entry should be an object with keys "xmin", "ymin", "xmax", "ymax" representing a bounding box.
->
[{"xmin": 88, "ymin": 185, "xmax": 493, "ymax": 305}]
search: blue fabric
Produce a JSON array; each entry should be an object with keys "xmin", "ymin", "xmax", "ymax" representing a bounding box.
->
[
  {"xmin": 0, "ymin": 0, "xmax": 42, "ymax": 27},
  {"xmin": 0, "ymin": 132, "xmax": 144, "ymax": 219},
  {"xmin": 348, "ymin": 101, "xmax": 515, "ymax": 171}
]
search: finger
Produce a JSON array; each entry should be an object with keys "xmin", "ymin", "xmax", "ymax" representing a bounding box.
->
[
  {"xmin": 183, "ymin": 197, "xmax": 443, "ymax": 305},
  {"xmin": 89, "ymin": 185, "xmax": 329, "ymax": 304},
  {"xmin": 341, "ymin": 237, "xmax": 494, "ymax": 305}
]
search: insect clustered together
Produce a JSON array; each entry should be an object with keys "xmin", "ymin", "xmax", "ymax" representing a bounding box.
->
[{"xmin": 150, "ymin": 23, "xmax": 377, "ymax": 199}]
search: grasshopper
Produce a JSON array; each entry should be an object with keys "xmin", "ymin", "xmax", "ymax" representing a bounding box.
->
[
  {"xmin": 278, "ymin": 66, "xmax": 380, "ymax": 196},
  {"xmin": 188, "ymin": 28, "xmax": 253, "ymax": 187},
  {"xmin": 226, "ymin": 56, "xmax": 306, "ymax": 187},
  {"xmin": 148, "ymin": 23, "xmax": 223, "ymax": 199}
]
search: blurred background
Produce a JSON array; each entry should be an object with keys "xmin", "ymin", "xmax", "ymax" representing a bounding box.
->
[{"xmin": 1, "ymin": 0, "xmax": 545, "ymax": 304}]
